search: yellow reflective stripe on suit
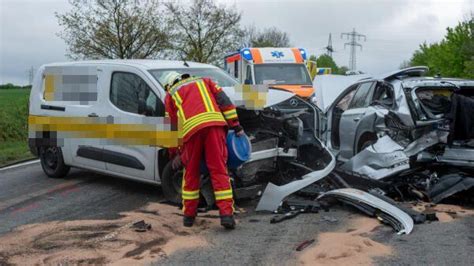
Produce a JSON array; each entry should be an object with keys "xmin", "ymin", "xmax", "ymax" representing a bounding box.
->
[
  {"xmin": 223, "ymin": 109, "xmax": 238, "ymax": 120},
  {"xmin": 182, "ymin": 112, "xmax": 225, "ymax": 136},
  {"xmin": 182, "ymin": 190, "xmax": 200, "ymax": 200},
  {"xmin": 196, "ymin": 80, "xmax": 215, "ymax": 112},
  {"xmin": 214, "ymin": 189, "xmax": 233, "ymax": 200}
]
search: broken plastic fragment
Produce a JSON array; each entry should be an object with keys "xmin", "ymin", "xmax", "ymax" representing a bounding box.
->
[{"xmin": 255, "ymin": 152, "xmax": 335, "ymax": 212}]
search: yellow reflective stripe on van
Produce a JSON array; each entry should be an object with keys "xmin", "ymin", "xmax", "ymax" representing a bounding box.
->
[
  {"xmin": 28, "ymin": 115, "xmax": 180, "ymax": 147},
  {"xmin": 223, "ymin": 109, "xmax": 238, "ymax": 120},
  {"xmin": 214, "ymin": 189, "xmax": 233, "ymax": 200},
  {"xmin": 182, "ymin": 112, "xmax": 225, "ymax": 136},
  {"xmin": 44, "ymin": 75, "xmax": 55, "ymax": 101},
  {"xmin": 196, "ymin": 80, "xmax": 215, "ymax": 112}
]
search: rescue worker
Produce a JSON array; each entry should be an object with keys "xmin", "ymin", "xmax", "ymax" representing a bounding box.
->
[{"xmin": 163, "ymin": 72, "xmax": 244, "ymax": 229}]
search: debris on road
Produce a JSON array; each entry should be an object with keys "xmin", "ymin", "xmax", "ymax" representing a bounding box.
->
[
  {"xmin": 256, "ymin": 151, "xmax": 336, "ymax": 212},
  {"xmin": 318, "ymin": 188, "xmax": 415, "ymax": 234},
  {"xmin": 320, "ymin": 216, "xmax": 338, "ymax": 223},
  {"xmin": 411, "ymin": 202, "xmax": 474, "ymax": 223},
  {"xmin": 131, "ymin": 220, "xmax": 152, "ymax": 232},
  {"xmin": 295, "ymin": 239, "xmax": 315, "ymax": 251},
  {"xmin": 270, "ymin": 209, "xmax": 304, "ymax": 224}
]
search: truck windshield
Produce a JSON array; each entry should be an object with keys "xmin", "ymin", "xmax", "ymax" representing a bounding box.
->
[
  {"xmin": 254, "ymin": 64, "xmax": 312, "ymax": 85},
  {"xmin": 149, "ymin": 68, "xmax": 239, "ymax": 88}
]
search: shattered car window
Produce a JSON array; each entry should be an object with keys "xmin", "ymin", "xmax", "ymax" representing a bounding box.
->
[
  {"xmin": 373, "ymin": 84, "xmax": 394, "ymax": 107},
  {"xmin": 349, "ymin": 82, "xmax": 375, "ymax": 109},
  {"xmin": 416, "ymin": 87, "xmax": 453, "ymax": 117},
  {"xmin": 336, "ymin": 88, "xmax": 357, "ymax": 111}
]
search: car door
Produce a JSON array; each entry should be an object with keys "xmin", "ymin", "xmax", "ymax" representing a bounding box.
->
[
  {"xmin": 338, "ymin": 81, "xmax": 376, "ymax": 160},
  {"xmin": 102, "ymin": 66, "xmax": 165, "ymax": 181}
]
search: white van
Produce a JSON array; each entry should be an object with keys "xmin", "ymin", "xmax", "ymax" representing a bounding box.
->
[{"xmin": 29, "ymin": 60, "xmax": 333, "ymax": 203}]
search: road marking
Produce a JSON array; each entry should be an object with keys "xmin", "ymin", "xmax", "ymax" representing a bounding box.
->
[
  {"xmin": 0, "ymin": 179, "xmax": 86, "ymax": 213},
  {"xmin": 0, "ymin": 159, "xmax": 40, "ymax": 172}
]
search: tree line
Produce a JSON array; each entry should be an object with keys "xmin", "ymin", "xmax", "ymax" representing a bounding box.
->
[
  {"xmin": 407, "ymin": 15, "xmax": 473, "ymax": 79},
  {"xmin": 56, "ymin": 0, "xmax": 291, "ymax": 65}
]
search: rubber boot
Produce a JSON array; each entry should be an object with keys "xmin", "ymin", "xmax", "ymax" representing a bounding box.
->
[
  {"xmin": 220, "ymin": 215, "xmax": 236, "ymax": 229},
  {"xmin": 183, "ymin": 216, "xmax": 195, "ymax": 227}
]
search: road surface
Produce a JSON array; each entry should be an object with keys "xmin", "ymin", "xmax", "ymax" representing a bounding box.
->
[{"xmin": 1, "ymin": 162, "xmax": 473, "ymax": 265}]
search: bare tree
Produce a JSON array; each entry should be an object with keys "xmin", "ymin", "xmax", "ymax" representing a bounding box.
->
[
  {"xmin": 242, "ymin": 26, "xmax": 291, "ymax": 47},
  {"xmin": 165, "ymin": 0, "xmax": 243, "ymax": 64},
  {"xmin": 56, "ymin": 0, "xmax": 172, "ymax": 59}
]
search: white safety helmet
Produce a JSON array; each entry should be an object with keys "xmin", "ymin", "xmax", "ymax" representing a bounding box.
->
[{"xmin": 162, "ymin": 71, "xmax": 182, "ymax": 90}]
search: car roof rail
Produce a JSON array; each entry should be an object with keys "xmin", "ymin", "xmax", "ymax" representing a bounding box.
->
[{"xmin": 380, "ymin": 66, "xmax": 429, "ymax": 81}]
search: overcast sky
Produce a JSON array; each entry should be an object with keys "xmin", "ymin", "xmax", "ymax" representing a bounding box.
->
[{"xmin": 1, "ymin": 0, "xmax": 473, "ymax": 85}]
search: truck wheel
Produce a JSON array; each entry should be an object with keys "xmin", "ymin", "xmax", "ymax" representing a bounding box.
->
[
  {"xmin": 39, "ymin": 146, "xmax": 70, "ymax": 178},
  {"xmin": 161, "ymin": 161, "xmax": 183, "ymax": 204}
]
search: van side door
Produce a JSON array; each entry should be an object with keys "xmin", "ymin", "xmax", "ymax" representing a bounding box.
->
[{"xmin": 101, "ymin": 66, "xmax": 165, "ymax": 181}]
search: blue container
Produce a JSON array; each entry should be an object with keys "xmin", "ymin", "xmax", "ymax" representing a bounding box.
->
[
  {"xmin": 226, "ymin": 130, "xmax": 251, "ymax": 169},
  {"xmin": 200, "ymin": 131, "xmax": 251, "ymax": 173}
]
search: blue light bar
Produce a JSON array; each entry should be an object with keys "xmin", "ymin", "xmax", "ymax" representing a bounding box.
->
[
  {"xmin": 299, "ymin": 48, "xmax": 307, "ymax": 60},
  {"xmin": 241, "ymin": 48, "xmax": 253, "ymax": 61}
]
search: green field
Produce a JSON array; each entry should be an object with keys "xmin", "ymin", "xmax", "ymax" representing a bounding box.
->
[{"xmin": 0, "ymin": 88, "xmax": 35, "ymax": 166}]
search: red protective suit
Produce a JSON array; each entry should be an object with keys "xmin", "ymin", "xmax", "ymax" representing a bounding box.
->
[{"xmin": 165, "ymin": 77, "xmax": 240, "ymax": 217}]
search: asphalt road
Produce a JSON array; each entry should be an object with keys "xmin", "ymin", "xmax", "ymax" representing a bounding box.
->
[
  {"xmin": 0, "ymin": 162, "xmax": 162, "ymax": 236},
  {"xmin": 1, "ymin": 162, "xmax": 473, "ymax": 265}
]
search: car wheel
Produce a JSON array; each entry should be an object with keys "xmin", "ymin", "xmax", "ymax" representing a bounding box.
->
[
  {"xmin": 39, "ymin": 146, "xmax": 70, "ymax": 178},
  {"xmin": 357, "ymin": 135, "xmax": 377, "ymax": 153},
  {"xmin": 161, "ymin": 161, "xmax": 183, "ymax": 204}
]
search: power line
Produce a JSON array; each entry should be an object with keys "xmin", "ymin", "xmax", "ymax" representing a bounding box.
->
[
  {"xmin": 341, "ymin": 28, "xmax": 366, "ymax": 71},
  {"xmin": 325, "ymin": 33, "xmax": 334, "ymax": 58},
  {"xmin": 27, "ymin": 66, "xmax": 35, "ymax": 85}
]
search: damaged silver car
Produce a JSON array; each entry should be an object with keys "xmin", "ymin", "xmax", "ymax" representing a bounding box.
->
[{"xmin": 320, "ymin": 67, "xmax": 474, "ymax": 203}]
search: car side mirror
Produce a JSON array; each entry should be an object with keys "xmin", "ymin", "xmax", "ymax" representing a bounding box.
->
[{"xmin": 244, "ymin": 79, "xmax": 252, "ymax": 85}]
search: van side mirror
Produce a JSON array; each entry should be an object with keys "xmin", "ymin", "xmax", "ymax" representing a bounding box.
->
[{"xmin": 244, "ymin": 79, "xmax": 252, "ymax": 85}]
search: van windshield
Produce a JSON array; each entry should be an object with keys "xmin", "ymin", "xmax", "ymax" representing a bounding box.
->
[
  {"xmin": 150, "ymin": 68, "xmax": 239, "ymax": 88},
  {"xmin": 254, "ymin": 64, "xmax": 312, "ymax": 85}
]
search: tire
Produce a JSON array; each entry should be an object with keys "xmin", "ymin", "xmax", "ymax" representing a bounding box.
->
[
  {"xmin": 161, "ymin": 161, "xmax": 183, "ymax": 204},
  {"xmin": 357, "ymin": 134, "xmax": 377, "ymax": 154},
  {"xmin": 39, "ymin": 146, "xmax": 70, "ymax": 178}
]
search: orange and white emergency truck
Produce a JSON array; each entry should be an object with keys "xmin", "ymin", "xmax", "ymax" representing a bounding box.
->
[{"xmin": 224, "ymin": 47, "xmax": 316, "ymax": 103}]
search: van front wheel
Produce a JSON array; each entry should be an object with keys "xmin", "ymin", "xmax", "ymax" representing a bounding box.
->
[
  {"xmin": 39, "ymin": 146, "xmax": 70, "ymax": 178},
  {"xmin": 161, "ymin": 161, "xmax": 183, "ymax": 204}
]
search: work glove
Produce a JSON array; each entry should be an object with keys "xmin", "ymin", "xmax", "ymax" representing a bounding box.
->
[
  {"xmin": 171, "ymin": 154, "xmax": 182, "ymax": 170},
  {"xmin": 233, "ymin": 125, "xmax": 245, "ymax": 137}
]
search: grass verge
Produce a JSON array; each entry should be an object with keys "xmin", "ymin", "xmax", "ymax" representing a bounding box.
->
[
  {"xmin": 0, "ymin": 88, "xmax": 33, "ymax": 167},
  {"xmin": 0, "ymin": 140, "xmax": 36, "ymax": 167}
]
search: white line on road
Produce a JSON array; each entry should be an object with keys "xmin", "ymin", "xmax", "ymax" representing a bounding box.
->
[{"xmin": 0, "ymin": 159, "xmax": 40, "ymax": 172}]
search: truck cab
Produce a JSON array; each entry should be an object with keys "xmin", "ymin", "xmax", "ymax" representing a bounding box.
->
[{"xmin": 224, "ymin": 47, "xmax": 316, "ymax": 103}]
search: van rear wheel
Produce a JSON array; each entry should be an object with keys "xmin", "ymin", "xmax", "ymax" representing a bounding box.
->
[{"xmin": 39, "ymin": 146, "xmax": 70, "ymax": 178}]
